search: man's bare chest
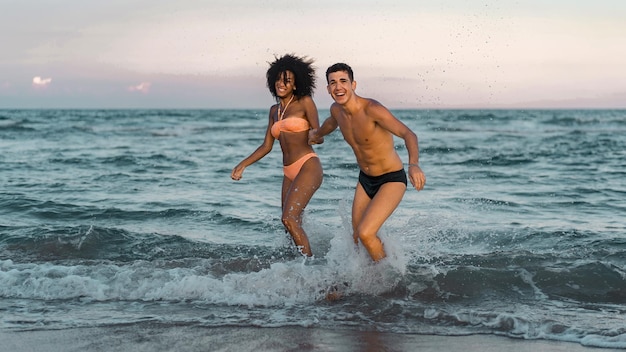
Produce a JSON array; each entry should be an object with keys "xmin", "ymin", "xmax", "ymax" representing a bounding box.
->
[{"xmin": 337, "ymin": 117, "xmax": 376, "ymax": 145}]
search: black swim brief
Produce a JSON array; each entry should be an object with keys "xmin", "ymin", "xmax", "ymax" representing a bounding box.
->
[{"xmin": 358, "ymin": 169, "xmax": 407, "ymax": 199}]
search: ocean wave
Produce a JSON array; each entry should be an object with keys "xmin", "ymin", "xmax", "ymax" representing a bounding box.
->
[
  {"xmin": 405, "ymin": 258, "xmax": 626, "ymax": 305},
  {"xmin": 1, "ymin": 195, "xmax": 260, "ymax": 226},
  {"xmin": 0, "ymin": 225, "xmax": 285, "ymax": 263},
  {"xmin": 5, "ymin": 230, "xmax": 623, "ymax": 306},
  {"xmin": 449, "ymin": 154, "xmax": 535, "ymax": 167},
  {"xmin": 540, "ymin": 110, "xmax": 626, "ymax": 127},
  {"xmin": 413, "ymin": 306, "xmax": 626, "ymax": 348},
  {"xmin": 1, "ymin": 255, "xmax": 624, "ymax": 348},
  {"xmin": 0, "ymin": 119, "xmax": 36, "ymax": 132},
  {"xmin": 2, "ymin": 238, "xmax": 625, "ymax": 349}
]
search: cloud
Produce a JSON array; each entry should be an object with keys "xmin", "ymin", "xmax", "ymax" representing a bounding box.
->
[
  {"xmin": 32, "ymin": 76, "xmax": 52, "ymax": 88},
  {"xmin": 127, "ymin": 82, "xmax": 151, "ymax": 94}
]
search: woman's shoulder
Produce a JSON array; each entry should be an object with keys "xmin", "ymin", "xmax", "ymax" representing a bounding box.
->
[
  {"xmin": 267, "ymin": 104, "xmax": 279, "ymax": 121},
  {"xmin": 297, "ymin": 95, "xmax": 315, "ymax": 104}
]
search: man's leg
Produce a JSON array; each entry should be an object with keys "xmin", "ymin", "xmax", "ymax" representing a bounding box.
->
[
  {"xmin": 353, "ymin": 182, "xmax": 406, "ymax": 261},
  {"xmin": 352, "ymin": 183, "xmax": 370, "ymax": 245}
]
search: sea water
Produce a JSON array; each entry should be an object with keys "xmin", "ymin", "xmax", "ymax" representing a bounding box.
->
[{"xmin": 1, "ymin": 109, "xmax": 625, "ymax": 348}]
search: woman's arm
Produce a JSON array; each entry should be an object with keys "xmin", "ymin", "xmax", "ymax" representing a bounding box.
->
[{"xmin": 231, "ymin": 108, "xmax": 276, "ymax": 180}]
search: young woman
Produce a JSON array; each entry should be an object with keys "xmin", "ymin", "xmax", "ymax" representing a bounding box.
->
[{"xmin": 231, "ymin": 54, "xmax": 323, "ymax": 257}]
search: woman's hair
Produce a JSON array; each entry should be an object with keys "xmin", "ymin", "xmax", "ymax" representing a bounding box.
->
[{"xmin": 266, "ymin": 54, "xmax": 316, "ymax": 98}]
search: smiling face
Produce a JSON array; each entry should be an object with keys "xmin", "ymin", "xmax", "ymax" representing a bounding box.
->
[
  {"xmin": 275, "ymin": 70, "xmax": 296, "ymax": 98},
  {"xmin": 326, "ymin": 70, "xmax": 356, "ymax": 104}
]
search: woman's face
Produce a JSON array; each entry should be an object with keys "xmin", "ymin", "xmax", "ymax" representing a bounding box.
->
[{"xmin": 275, "ymin": 70, "xmax": 296, "ymax": 98}]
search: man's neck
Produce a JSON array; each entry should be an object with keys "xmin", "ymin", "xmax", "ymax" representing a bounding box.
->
[{"xmin": 340, "ymin": 94, "xmax": 362, "ymax": 113}]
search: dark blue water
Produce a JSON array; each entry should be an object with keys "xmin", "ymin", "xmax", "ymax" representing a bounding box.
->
[{"xmin": 1, "ymin": 109, "xmax": 625, "ymax": 349}]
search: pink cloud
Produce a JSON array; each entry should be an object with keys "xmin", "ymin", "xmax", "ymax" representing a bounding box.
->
[
  {"xmin": 32, "ymin": 76, "xmax": 52, "ymax": 88},
  {"xmin": 128, "ymin": 82, "xmax": 151, "ymax": 94}
]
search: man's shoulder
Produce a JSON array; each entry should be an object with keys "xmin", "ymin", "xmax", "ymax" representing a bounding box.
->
[
  {"xmin": 362, "ymin": 97, "xmax": 380, "ymax": 104},
  {"xmin": 362, "ymin": 98, "xmax": 391, "ymax": 119},
  {"xmin": 330, "ymin": 102, "xmax": 348, "ymax": 114}
]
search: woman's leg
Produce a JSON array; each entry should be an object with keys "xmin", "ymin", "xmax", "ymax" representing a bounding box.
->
[{"xmin": 281, "ymin": 157, "xmax": 323, "ymax": 256}]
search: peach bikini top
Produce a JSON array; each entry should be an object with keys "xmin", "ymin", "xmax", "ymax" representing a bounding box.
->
[
  {"xmin": 271, "ymin": 117, "xmax": 310, "ymax": 139},
  {"xmin": 270, "ymin": 95, "xmax": 310, "ymax": 138}
]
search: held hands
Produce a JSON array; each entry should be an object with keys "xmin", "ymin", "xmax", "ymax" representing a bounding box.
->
[
  {"xmin": 408, "ymin": 164, "xmax": 426, "ymax": 191},
  {"xmin": 308, "ymin": 129, "xmax": 324, "ymax": 145}
]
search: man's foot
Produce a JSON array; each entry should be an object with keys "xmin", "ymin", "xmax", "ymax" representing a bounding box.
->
[{"xmin": 323, "ymin": 282, "xmax": 350, "ymax": 301}]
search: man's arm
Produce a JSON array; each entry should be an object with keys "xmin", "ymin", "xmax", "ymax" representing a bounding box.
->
[
  {"xmin": 369, "ymin": 102, "xmax": 426, "ymax": 190},
  {"xmin": 308, "ymin": 114, "xmax": 338, "ymax": 145}
]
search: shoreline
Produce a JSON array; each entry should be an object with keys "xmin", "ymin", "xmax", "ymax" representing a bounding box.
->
[{"xmin": 1, "ymin": 325, "xmax": 616, "ymax": 352}]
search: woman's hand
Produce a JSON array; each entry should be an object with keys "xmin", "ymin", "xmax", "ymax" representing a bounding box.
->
[
  {"xmin": 308, "ymin": 129, "xmax": 324, "ymax": 145},
  {"xmin": 231, "ymin": 164, "xmax": 245, "ymax": 180}
]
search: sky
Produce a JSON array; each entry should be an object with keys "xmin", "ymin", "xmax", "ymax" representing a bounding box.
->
[{"xmin": 1, "ymin": 0, "xmax": 625, "ymax": 109}]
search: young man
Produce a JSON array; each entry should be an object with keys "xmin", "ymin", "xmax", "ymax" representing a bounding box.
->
[{"xmin": 309, "ymin": 63, "xmax": 426, "ymax": 262}]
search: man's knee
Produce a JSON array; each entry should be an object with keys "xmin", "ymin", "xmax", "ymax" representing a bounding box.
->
[
  {"xmin": 355, "ymin": 228, "xmax": 385, "ymax": 261},
  {"xmin": 355, "ymin": 228, "xmax": 379, "ymax": 247}
]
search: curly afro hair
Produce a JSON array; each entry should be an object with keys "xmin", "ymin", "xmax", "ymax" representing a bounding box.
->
[{"xmin": 266, "ymin": 54, "xmax": 316, "ymax": 99}]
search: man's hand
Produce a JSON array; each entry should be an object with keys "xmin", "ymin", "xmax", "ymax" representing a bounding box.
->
[{"xmin": 408, "ymin": 164, "xmax": 426, "ymax": 191}]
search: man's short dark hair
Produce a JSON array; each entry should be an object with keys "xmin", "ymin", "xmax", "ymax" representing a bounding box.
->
[{"xmin": 326, "ymin": 63, "xmax": 354, "ymax": 83}]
